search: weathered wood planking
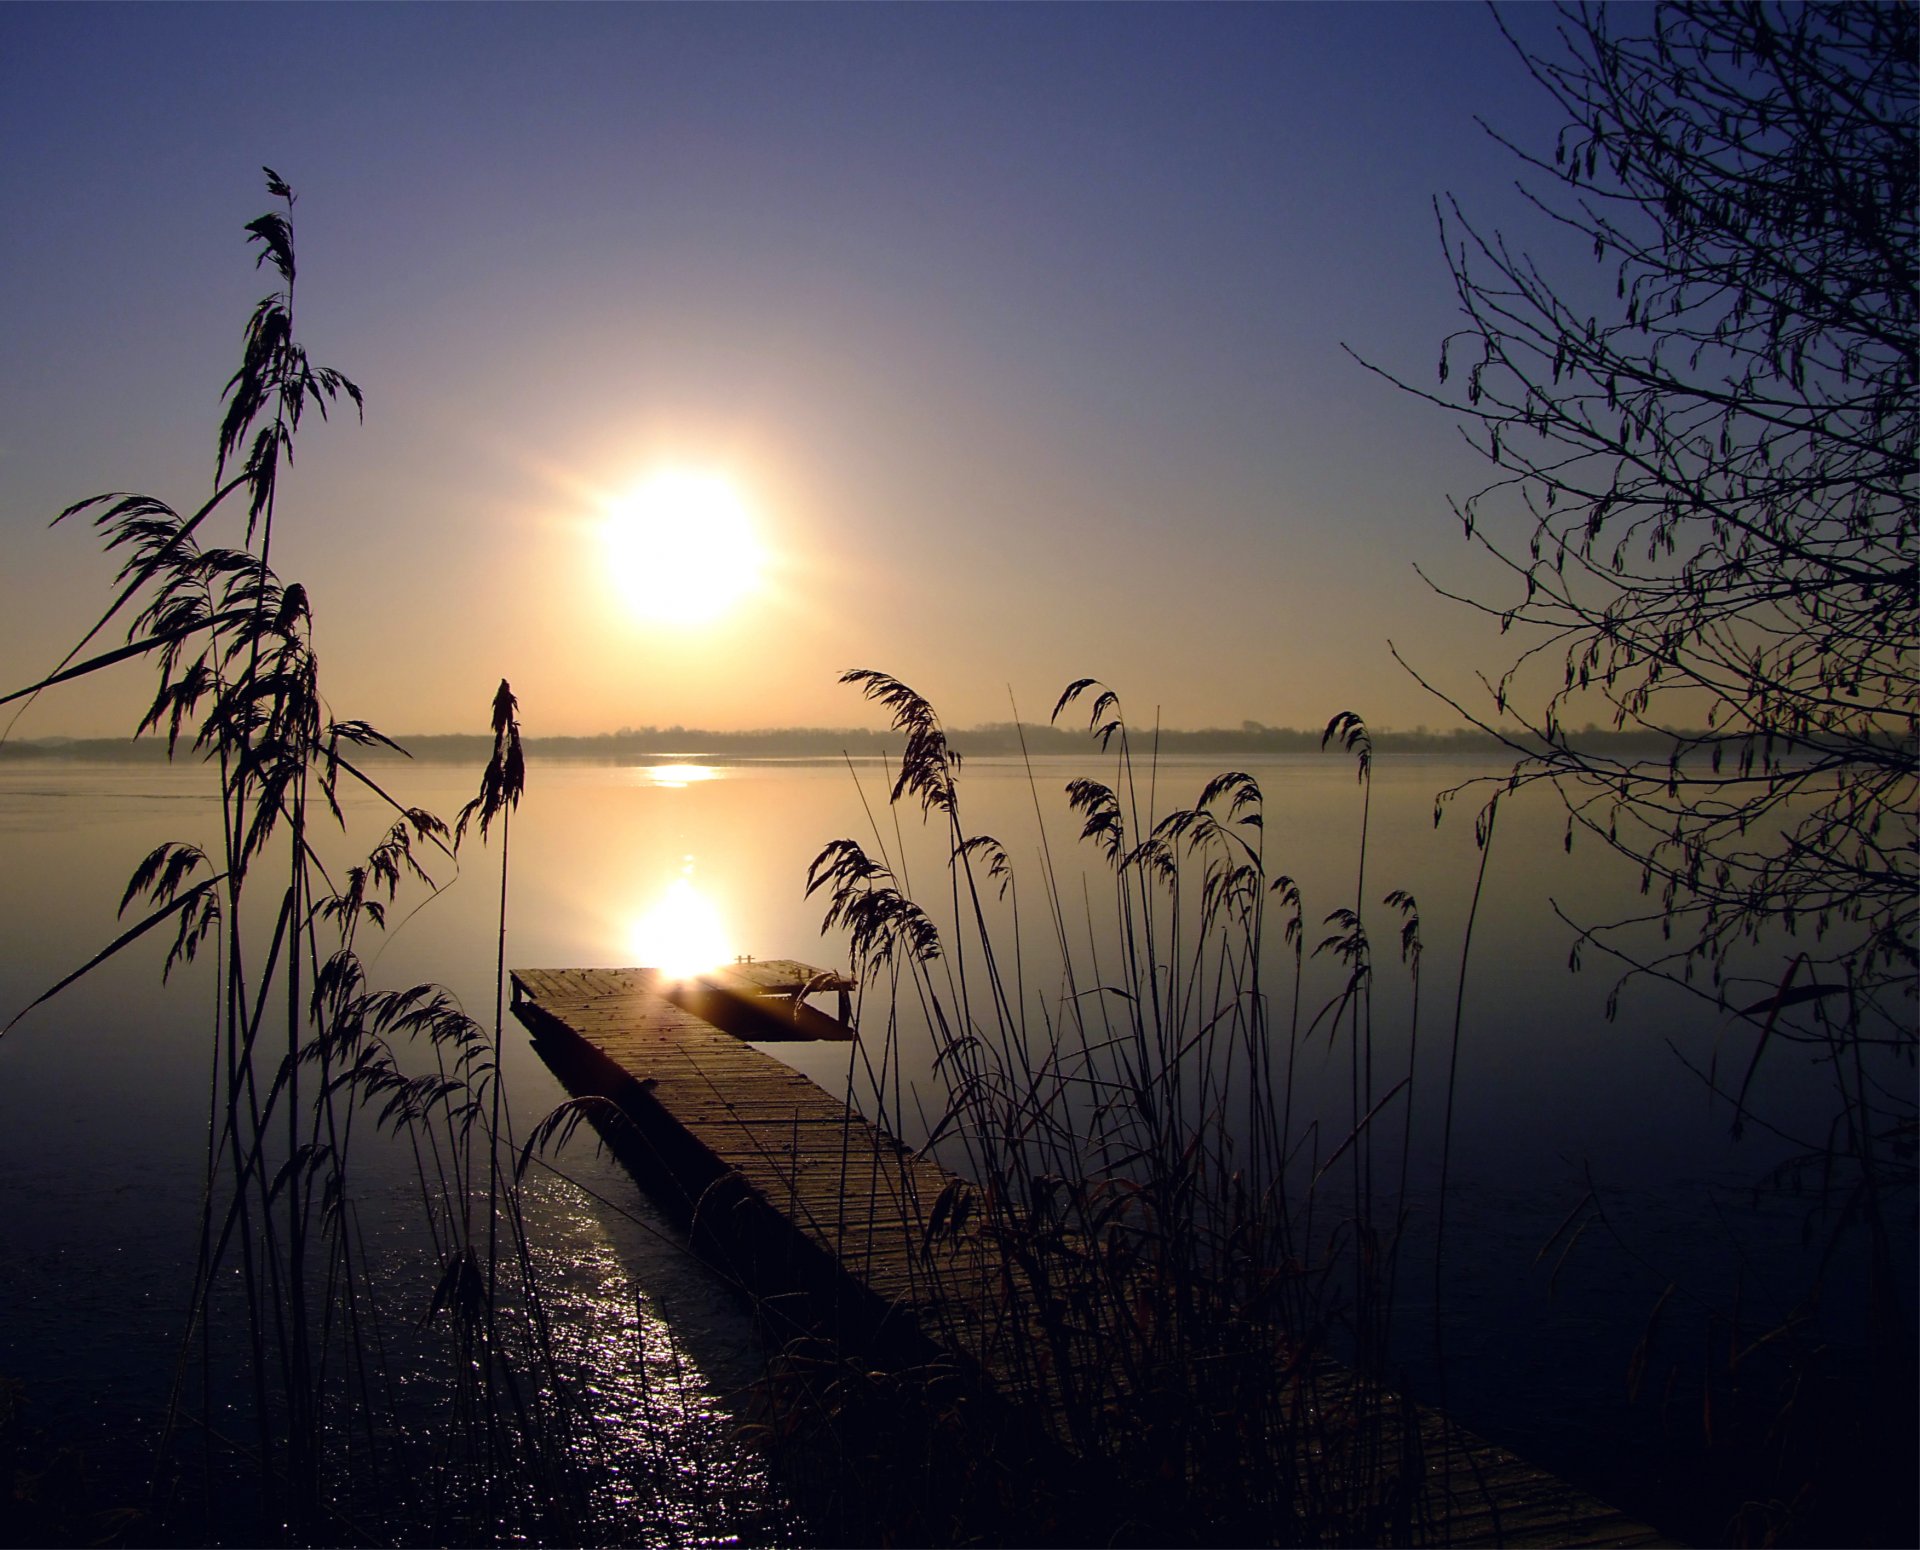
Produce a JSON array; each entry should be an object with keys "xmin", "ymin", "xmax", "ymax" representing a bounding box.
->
[
  {"xmin": 511, "ymin": 965, "xmax": 958, "ymax": 1362},
  {"xmin": 511, "ymin": 965, "xmax": 1678, "ymax": 1548}
]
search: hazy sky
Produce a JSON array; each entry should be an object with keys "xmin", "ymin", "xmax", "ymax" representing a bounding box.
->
[{"xmin": 0, "ymin": 2, "xmax": 1589, "ymax": 739}]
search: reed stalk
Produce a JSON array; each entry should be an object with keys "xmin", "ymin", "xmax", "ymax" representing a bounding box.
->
[
  {"xmin": 0, "ymin": 173, "xmax": 585, "ymax": 1546},
  {"xmin": 805, "ymin": 671, "xmax": 1449, "ymax": 1544}
]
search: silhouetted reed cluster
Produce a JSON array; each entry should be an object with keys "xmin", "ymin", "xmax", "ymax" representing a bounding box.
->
[
  {"xmin": 794, "ymin": 670, "xmax": 1487, "ymax": 1545},
  {"xmin": 798, "ymin": 666, "xmax": 1912, "ymax": 1547},
  {"xmin": 1, "ymin": 174, "xmax": 584, "ymax": 1545}
]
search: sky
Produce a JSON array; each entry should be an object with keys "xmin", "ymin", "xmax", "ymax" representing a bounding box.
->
[{"xmin": 0, "ymin": 2, "xmax": 1594, "ymax": 740}]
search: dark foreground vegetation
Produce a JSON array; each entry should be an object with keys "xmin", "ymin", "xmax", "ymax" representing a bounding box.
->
[
  {"xmin": 2, "ymin": 175, "xmax": 596, "ymax": 1546},
  {"xmin": 795, "ymin": 662, "xmax": 1913, "ymax": 1549},
  {"xmin": 794, "ymin": 668, "xmax": 1517, "ymax": 1544}
]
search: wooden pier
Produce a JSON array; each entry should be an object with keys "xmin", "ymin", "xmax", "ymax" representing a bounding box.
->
[
  {"xmin": 512, "ymin": 962, "xmax": 1677, "ymax": 1548},
  {"xmin": 512, "ymin": 964, "xmax": 965, "ymax": 1368}
]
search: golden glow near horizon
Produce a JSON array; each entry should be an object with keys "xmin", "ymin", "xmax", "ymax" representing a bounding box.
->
[
  {"xmin": 628, "ymin": 858, "xmax": 733, "ymax": 978},
  {"xmin": 604, "ymin": 469, "xmax": 764, "ymax": 626}
]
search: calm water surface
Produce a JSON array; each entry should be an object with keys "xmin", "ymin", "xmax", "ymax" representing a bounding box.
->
[{"xmin": 0, "ymin": 752, "xmax": 1905, "ymax": 1539}]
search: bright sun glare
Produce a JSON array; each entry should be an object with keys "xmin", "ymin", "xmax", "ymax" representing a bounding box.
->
[
  {"xmin": 628, "ymin": 863, "xmax": 732, "ymax": 979},
  {"xmin": 604, "ymin": 469, "xmax": 764, "ymax": 625}
]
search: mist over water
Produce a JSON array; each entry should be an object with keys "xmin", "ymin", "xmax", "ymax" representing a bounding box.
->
[{"xmin": 0, "ymin": 753, "xmax": 1905, "ymax": 1538}]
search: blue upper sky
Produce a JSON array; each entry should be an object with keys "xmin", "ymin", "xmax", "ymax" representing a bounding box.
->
[{"xmin": 0, "ymin": 2, "xmax": 1594, "ymax": 737}]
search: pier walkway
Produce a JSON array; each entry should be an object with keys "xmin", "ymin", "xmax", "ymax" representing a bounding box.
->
[{"xmin": 512, "ymin": 962, "xmax": 1676, "ymax": 1548}]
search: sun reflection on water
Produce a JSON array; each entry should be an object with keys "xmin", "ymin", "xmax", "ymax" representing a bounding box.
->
[
  {"xmin": 642, "ymin": 763, "xmax": 721, "ymax": 789},
  {"xmin": 629, "ymin": 860, "xmax": 732, "ymax": 978}
]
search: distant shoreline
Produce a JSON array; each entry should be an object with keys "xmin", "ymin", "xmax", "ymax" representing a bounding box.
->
[{"xmin": 0, "ymin": 723, "xmax": 1714, "ymax": 764}]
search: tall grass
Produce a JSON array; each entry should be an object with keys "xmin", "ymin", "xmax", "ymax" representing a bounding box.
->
[
  {"xmin": 0, "ymin": 173, "xmax": 582, "ymax": 1544},
  {"xmin": 804, "ymin": 669, "xmax": 1912, "ymax": 1547},
  {"xmin": 802, "ymin": 670, "xmax": 1483, "ymax": 1545}
]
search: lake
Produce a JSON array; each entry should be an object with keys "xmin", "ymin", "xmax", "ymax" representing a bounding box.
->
[{"xmin": 0, "ymin": 749, "xmax": 1907, "ymax": 1543}]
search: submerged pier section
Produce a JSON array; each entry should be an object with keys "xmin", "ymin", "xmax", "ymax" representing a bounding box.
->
[{"xmin": 512, "ymin": 962, "xmax": 1676, "ymax": 1548}]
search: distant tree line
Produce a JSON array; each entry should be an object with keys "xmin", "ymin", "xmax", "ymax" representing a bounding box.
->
[{"xmin": 3, "ymin": 721, "xmax": 1752, "ymax": 764}]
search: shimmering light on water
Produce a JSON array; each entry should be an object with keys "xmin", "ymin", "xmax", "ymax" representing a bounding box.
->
[
  {"xmin": 0, "ymin": 763, "xmax": 802, "ymax": 1544},
  {"xmin": 644, "ymin": 763, "xmax": 722, "ymax": 788},
  {"xmin": 522, "ymin": 1190, "xmax": 800, "ymax": 1545}
]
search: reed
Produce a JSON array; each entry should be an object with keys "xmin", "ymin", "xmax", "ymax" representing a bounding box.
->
[
  {"xmin": 801, "ymin": 670, "xmax": 1912, "ymax": 1547},
  {"xmin": 0, "ymin": 173, "xmax": 585, "ymax": 1545},
  {"xmin": 800, "ymin": 670, "xmax": 1472, "ymax": 1545}
]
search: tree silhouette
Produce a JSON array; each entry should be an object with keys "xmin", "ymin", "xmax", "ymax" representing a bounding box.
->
[
  {"xmin": 1367, "ymin": 3, "xmax": 1914, "ymax": 1039},
  {"xmin": 1364, "ymin": 18, "xmax": 1915, "ymax": 1531}
]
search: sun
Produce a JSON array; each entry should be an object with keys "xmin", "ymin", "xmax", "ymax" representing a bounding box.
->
[{"xmin": 604, "ymin": 469, "xmax": 764, "ymax": 625}]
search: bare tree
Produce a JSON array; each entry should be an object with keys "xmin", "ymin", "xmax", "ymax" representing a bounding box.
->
[{"xmin": 1364, "ymin": 4, "xmax": 1914, "ymax": 1073}]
